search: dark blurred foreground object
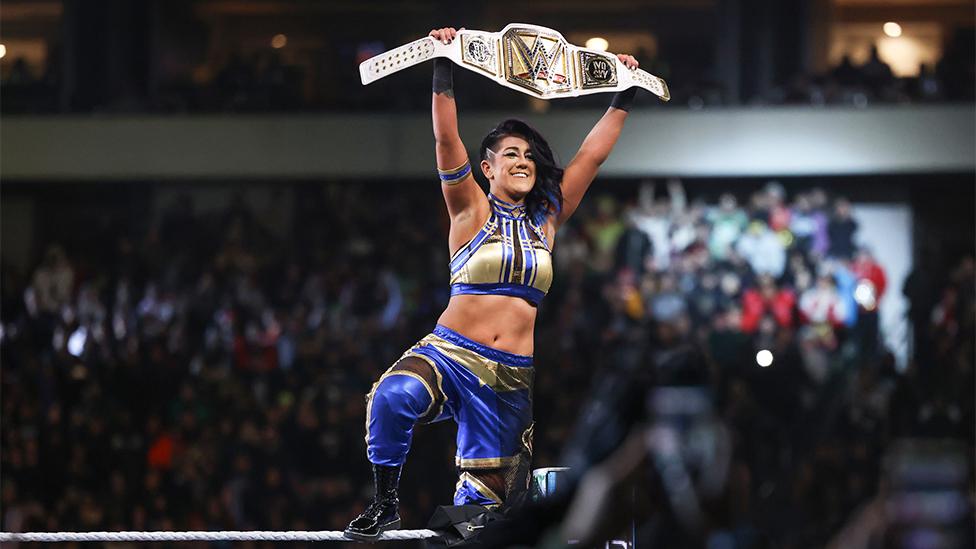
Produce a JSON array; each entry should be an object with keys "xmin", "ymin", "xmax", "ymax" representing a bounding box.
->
[
  {"xmin": 881, "ymin": 440, "xmax": 973, "ymax": 549},
  {"xmin": 423, "ymin": 471, "xmax": 565, "ymax": 546},
  {"xmin": 447, "ymin": 326, "xmax": 760, "ymax": 548},
  {"xmin": 424, "ymin": 505, "xmax": 507, "ymax": 548},
  {"xmin": 826, "ymin": 439, "xmax": 974, "ymax": 549},
  {"xmin": 556, "ymin": 387, "xmax": 733, "ymax": 548}
]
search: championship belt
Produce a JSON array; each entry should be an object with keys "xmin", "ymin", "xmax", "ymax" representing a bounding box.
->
[{"xmin": 359, "ymin": 23, "xmax": 670, "ymax": 102}]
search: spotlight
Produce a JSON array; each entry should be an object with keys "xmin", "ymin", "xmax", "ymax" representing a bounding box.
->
[
  {"xmin": 271, "ymin": 34, "xmax": 288, "ymax": 49},
  {"xmin": 68, "ymin": 327, "xmax": 88, "ymax": 357},
  {"xmin": 756, "ymin": 349, "xmax": 773, "ymax": 368},
  {"xmin": 883, "ymin": 22, "xmax": 902, "ymax": 38},
  {"xmin": 854, "ymin": 280, "xmax": 878, "ymax": 311},
  {"xmin": 585, "ymin": 37, "xmax": 609, "ymax": 51},
  {"xmin": 0, "ymin": 44, "xmax": 6, "ymax": 59}
]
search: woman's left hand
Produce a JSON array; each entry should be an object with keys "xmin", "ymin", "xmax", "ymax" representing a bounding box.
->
[{"xmin": 616, "ymin": 54, "xmax": 639, "ymax": 70}]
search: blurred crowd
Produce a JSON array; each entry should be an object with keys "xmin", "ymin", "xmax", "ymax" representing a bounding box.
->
[
  {"xmin": 761, "ymin": 39, "xmax": 975, "ymax": 108},
  {"xmin": 3, "ymin": 31, "xmax": 974, "ymax": 114},
  {"xmin": 1, "ymin": 180, "xmax": 973, "ymax": 548}
]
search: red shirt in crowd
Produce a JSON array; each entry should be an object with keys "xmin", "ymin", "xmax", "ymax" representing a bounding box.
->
[
  {"xmin": 769, "ymin": 204, "xmax": 792, "ymax": 232},
  {"xmin": 741, "ymin": 287, "xmax": 796, "ymax": 332},
  {"xmin": 852, "ymin": 256, "xmax": 887, "ymax": 300}
]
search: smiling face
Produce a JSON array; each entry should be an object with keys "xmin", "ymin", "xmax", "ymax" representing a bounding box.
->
[{"xmin": 481, "ymin": 135, "xmax": 536, "ymax": 202}]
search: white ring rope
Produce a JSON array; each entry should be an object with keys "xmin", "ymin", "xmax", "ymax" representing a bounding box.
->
[{"xmin": 0, "ymin": 530, "xmax": 441, "ymax": 542}]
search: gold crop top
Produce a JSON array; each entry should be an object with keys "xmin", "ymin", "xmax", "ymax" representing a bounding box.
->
[{"xmin": 449, "ymin": 194, "xmax": 553, "ymax": 306}]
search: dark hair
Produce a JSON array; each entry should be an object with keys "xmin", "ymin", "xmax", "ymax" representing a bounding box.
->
[{"xmin": 479, "ymin": 119, "xmax": 563, "ymax": 226}]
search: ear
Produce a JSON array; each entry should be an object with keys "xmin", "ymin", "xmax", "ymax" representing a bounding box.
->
[{"xmin": 480, "ymin": 159, "xmax": 492, "ymax": 180}]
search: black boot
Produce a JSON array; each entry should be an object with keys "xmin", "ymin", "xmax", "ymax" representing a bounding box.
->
[{"xmin": 345, "ymin": 464, "xmax": 402, "ymax": 541}]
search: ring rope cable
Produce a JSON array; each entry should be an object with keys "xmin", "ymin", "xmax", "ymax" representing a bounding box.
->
[{"xmin": 0, "ymin": 529, "xmax": 441, "ymax": 542}]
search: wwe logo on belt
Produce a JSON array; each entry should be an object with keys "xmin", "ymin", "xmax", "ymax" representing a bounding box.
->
[
  {"xmin": 514, "ymin": 36, "xmax": 565, "ymax": 83},
  {"xmin": 502, "ymin": 27, "xmax": 570, "ymax": 95}
]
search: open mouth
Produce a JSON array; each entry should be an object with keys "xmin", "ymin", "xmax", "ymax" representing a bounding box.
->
[{"xmin": 512, "ymin": 173, "xmax": 530, "ymax": 178}]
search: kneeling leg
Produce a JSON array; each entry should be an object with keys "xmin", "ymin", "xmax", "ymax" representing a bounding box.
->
[
  {"xmin": 365, "ymin": 356, "xmax": 441, "ymax": 466},
  {"xmin": 347, "ymin": 357, "xmax": 442, "ymax": 540}
]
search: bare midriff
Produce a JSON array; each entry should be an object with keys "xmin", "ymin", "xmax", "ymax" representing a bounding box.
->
[{"xmin": 437, "ymin": 293, "xmax": 537, "ymax": 356}]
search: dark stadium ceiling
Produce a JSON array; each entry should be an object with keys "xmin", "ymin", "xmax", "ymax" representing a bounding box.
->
[
  {"xmin": 184, "ymin": 0, "xmax": 976, "ymax": 25},
  {"xmin": 0, "ymin": 0, "xmax": 971, "ymax": 47},
  {"xmin": 190, "ymin": 0, "xmax": 717, "ymax": 14},
  {"xmin": 184, "ymin": 0, "xmax": 720, "ymax": 33},
  {"xmin": 2, "ymin": 0, "xmax": 972, "ymax": 22}
]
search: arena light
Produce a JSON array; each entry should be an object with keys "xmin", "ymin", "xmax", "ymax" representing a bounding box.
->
[
  {"xmin": 854, "ymin": 280, "xmax": 878, "ymax": 311},
  {"xmin": 756, "ymin": 349, "xmax": 773, "ymax": 368},
  {"xmin": 883, "ymin": 22, "xmax": 902, "ymax": 38},
  {"xmin": 67, "ymin": 327, "xmax": 87, "ymax": 357},
  {"xmin": 585, "ymin": 37, "xmax": 609, "ymax": 51},
  {"xmin": 0, "ymin": 44, "xmax": 6, "ymax": 59},
  {"xmin": 271, "ymin": 34, "xmax": 288, "ymax": 49}
]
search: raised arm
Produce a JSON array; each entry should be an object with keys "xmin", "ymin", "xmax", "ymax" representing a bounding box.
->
[
  {"xmin": 556, "ymin": 54, "xmax": 640, "ymax": 227},
  {"xmin": 430, "ymin": 27, "xmax": 486, "ymax": 233}
]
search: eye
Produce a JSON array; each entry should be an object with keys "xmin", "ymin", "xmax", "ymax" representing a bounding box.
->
[{"xmin": 504, "ymin": 152, "xmax": 518, "ymax": 158}]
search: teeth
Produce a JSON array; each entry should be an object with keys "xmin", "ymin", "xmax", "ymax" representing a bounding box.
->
[{"xmin": 513, "ymin": 173, "xmax": 528, "ymax": 178}]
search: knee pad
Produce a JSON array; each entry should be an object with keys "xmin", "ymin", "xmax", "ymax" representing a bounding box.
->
[
  {"xmin": 371, "ymin": 374, "xmax": 434, "ymax": 419},
  {"xmin": 366, "ymin": 373, "xmax": 434, "ymax": 466}
]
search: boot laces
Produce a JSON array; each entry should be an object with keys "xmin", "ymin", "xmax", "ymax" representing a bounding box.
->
[{"xmin": 361, "ymin": 495, "xmax": 397, "ymax": 520}]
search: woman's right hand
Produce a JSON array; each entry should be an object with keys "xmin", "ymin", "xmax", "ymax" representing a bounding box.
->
[{"xmin": 429, "ymin": 27, "xmax": 461, "ymax": 45}]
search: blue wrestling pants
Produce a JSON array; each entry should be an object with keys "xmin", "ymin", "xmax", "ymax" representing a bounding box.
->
[{"xmin": 364, "ymin": 324, "xmax": 534, "ymax": 507}]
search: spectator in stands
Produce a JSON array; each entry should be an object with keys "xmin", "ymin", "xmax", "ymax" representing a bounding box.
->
[
  {"xmin": 789, "ymin": 193, "xmax": 819, "ymax": 254},
  {"xmin": 28, "ymin": 245, "xmax": 75, "ymax": 318},
  {"xmin": 585, "ymin": 196, "xmax": 626, "ymax": 274},
  {"xmin": 807, "ymin": 188, "xmax": 831, "ymax": 257},
  {"xmin": 736, "ymin": 220, "xmax": 786, "ymax": 278},
  {"xmin": 669, "ymin": 203, "xmax": 702, "ymax": 257},
  {"xmin": 650, "ymin": 273, "xmax": 688, "ymax": 326},
  {"xmin": 797, "ymin": 273, "xmax": 847, "ymax": 384},
  {"xmin": 741, "ymin": 274, "xmax": 796, "ymax": 333},
  {"xmin": 631, "ymin": 181, "xmax": 676, "ymax": 271},
  {"xmin": 800, "ymin": 273, "xmax": 849, "ymax": 329},
  {"xmin": 861, "ymin": 46, "xmax": 895, "ymax": 97},
  {"xmin": 614, "ymin": 208, "xmax": 654, "ymax": 277},
  {"xmin": 831, "ymin": 54, "xmax": 861, "ymax": 88},
  {"xmin": 708, "ymin": 193, "xmax": 748, "ymax": 261},
  {"xmin": 914, "ymin": 63, "xmax": 943, "ymax": 101},
  {"xmin": 747, "ymin": 190, "xmax": 771, "ymax": 224},
  {"xmin": 831, "ymin": 259, "xmax": 860, "ymax": 329},
  {"xmin": 765, "ymin": 181, "xmax": 791, "ymax": 232},
  {"xmin": 935, "ymin": 29, "xmax": 976, "ymax": 101},
  {"xmin": 827, "ymin": 198, "xmax": 859, "ymax": 260},
  {"xmin": 851, "ymin": 247, "xmax": 888, "ymax": 345}
]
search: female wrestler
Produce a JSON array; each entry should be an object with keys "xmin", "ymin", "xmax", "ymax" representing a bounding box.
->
[{"xmin": 346, "ymin": 27, "xmax": 641, "ymax": 540}]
